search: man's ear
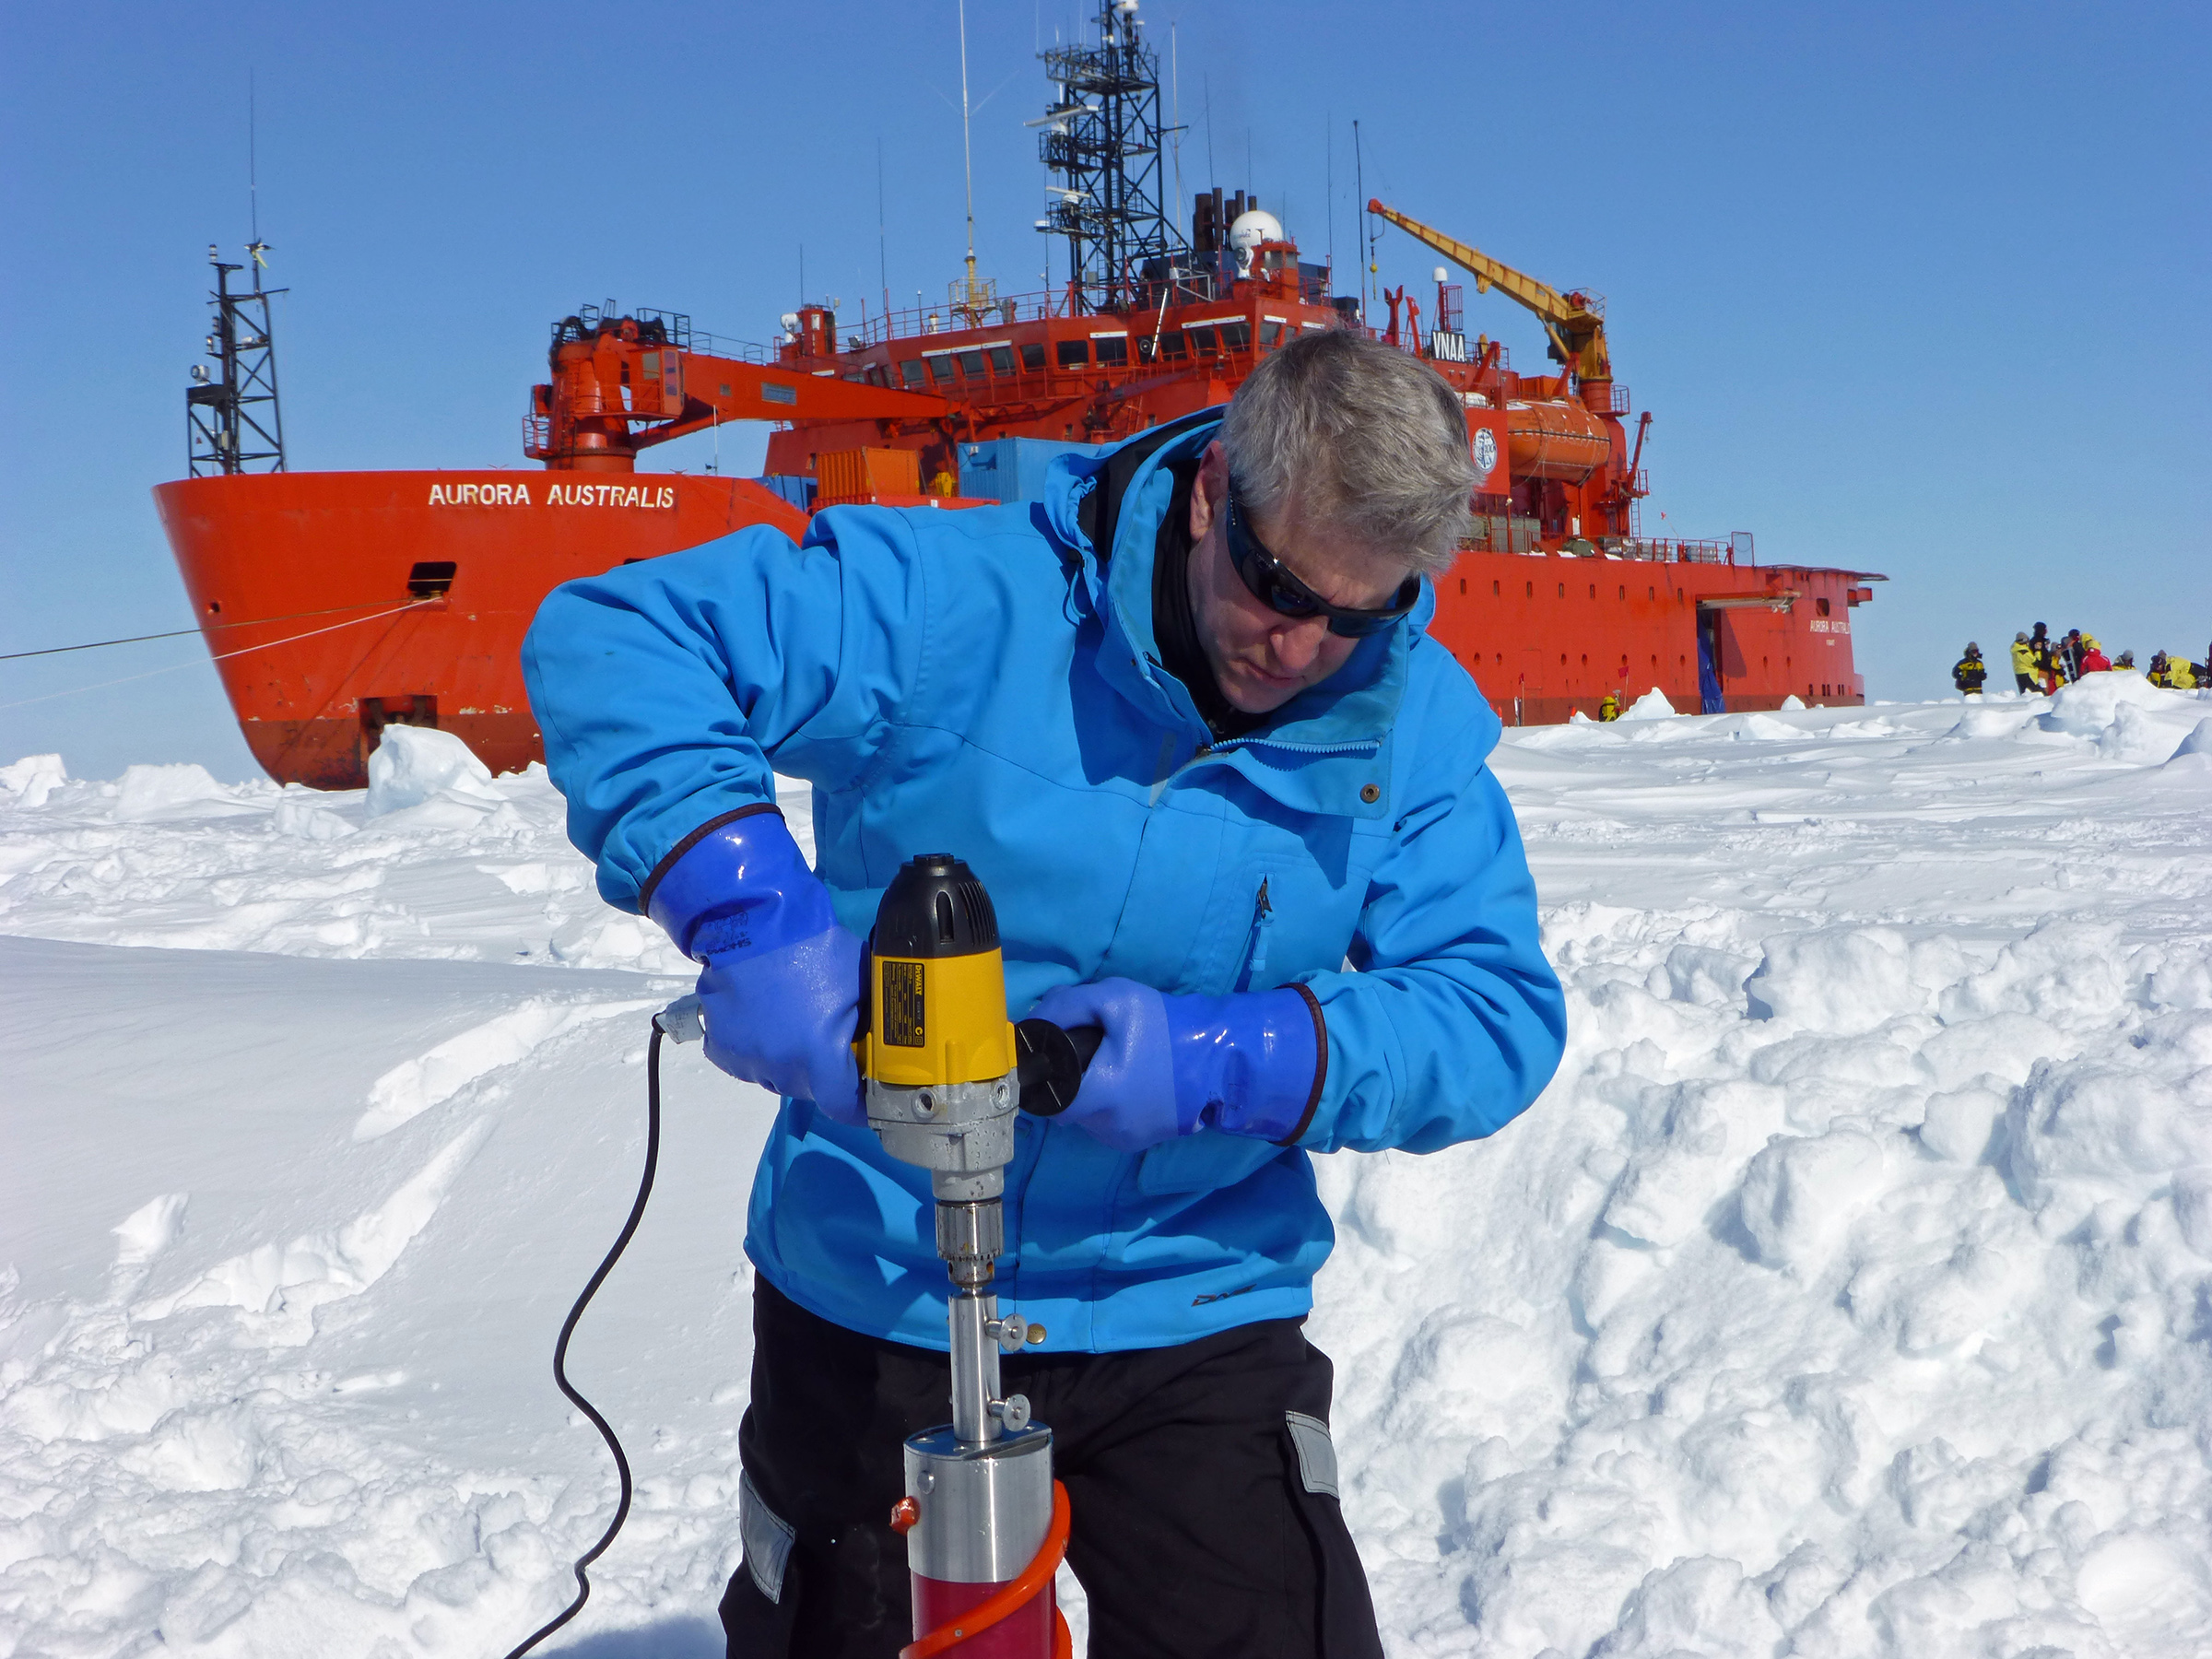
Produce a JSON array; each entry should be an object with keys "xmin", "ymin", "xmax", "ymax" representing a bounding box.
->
[{"xmin": 1189, "ymin": 441, "xmax": 1229, "ymax": 544}]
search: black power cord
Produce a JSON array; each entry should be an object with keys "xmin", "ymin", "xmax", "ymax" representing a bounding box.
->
[
  {"xmin": 500, "ymin": 1017, "xmax": 668, "ymax": 1659},
  {"xmin": 496, "ymin": 994, "xmax": 1078, "ymax": 1656}
]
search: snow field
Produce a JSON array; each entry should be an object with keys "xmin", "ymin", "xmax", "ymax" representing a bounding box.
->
[
  {"xmin": 3, "ymin": 679, "xmax": 2210, "ymax": 1656},
  {"xmin": 1316, "ymin": 678, "xmax": 2212, "ymax": 1656}
]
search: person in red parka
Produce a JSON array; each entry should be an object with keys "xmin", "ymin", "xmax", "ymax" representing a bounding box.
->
[{"xmin": 2078, "ymin": 636, "xmax": 2112, "ymax": 674}]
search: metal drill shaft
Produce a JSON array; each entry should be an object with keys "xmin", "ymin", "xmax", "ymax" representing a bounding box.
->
[{"xmin": 869, "ymin": 1071, "xmax": 1027, "ymax": 1448}]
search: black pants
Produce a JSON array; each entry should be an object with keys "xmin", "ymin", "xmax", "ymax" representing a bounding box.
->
[
  {"xmin": 721, "ymin": 1279, "xmax": 1384, "ymax": 1658},
  {"xmin": 2016, "ymin": 672, "xmax": 2036, "ymax": 692}
]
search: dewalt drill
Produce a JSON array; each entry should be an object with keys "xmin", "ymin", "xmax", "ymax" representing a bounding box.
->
[{"xmin": 858, "ymin": 853, "xmax": 1097, "ymax": 1652}]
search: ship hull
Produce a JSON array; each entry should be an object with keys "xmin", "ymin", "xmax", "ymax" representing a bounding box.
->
[
  {"xmin": 152, "ymin": 470, "xmax": 806, "ymax": 788},
  {"xmin": 156, "ymin": 469, "xmax": 1863, "ymax": 790},
  {"xmin": 1427, "ymin": 554, "xmax": 1867, "ymax": 724}
]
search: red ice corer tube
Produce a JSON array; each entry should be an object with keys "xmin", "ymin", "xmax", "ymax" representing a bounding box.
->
[{"xmin": 893, "ymin": 1425, "xmax": 1071, "ymax": 1659}]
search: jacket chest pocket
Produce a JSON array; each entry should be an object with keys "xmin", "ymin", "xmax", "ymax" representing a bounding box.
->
[{"xmin": 1182, "ymin": 854, "xmax": 1368, "ymax": 996}]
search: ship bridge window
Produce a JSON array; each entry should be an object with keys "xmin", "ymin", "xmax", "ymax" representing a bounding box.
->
[
  {"xmin": 1219, "ymin": 319, "xmax": 1252, "ymax": 350},
  {"xmin": 1020, "ymin": 342, "xmax": 1046, "ymax": 371},
  {"xmin": 924, "ymin": 352, "xmax": 957, "ymax": 384},
  {"xmin": 1185, "ymin": 324, "xmax": 1218, "ymax": 353},
  {"xmin": 1091, "ymin": 333, "xmax": 1129, "ymax": 366},
  {"xmin": 987, "ymin": 346, "xmax": 1016, "ymax": 376},
  {"xmin": 900, "ymin": 359, "xmax": 926, "ymax": 389},
  {"xmin": 1159, "ymin": 332, "xmax": 1187, "ymax": 359},
  {"xmin": 1260, "ymin": 319, "xmax": 1285, "ymax": 348},
  {"xmin": 959, "ymin": 349, "xmax": 987, "ymax": 378},
  {"xmin": 1057, "ymin": 338, "xmax": 1090, "ymax": 368}
]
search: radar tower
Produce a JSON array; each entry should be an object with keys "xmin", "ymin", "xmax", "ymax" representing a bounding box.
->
[{"xmin": 1037, "ymin": 0, "xmax": 1184, "ymax": 314}]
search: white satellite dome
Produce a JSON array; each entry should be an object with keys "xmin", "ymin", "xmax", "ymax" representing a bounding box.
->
[{"xmin": 1227, "ymin": 208, "xmax": 1285, "ymax": 275}]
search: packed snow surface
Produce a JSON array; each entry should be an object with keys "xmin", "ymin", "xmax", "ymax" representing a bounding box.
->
[{"xmin": 5, "ymin": 680, "xmax": 2211, "ymax": 1658}]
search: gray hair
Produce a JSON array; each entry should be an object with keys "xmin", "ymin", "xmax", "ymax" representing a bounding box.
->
[{"xmin": 1220, "ymin": 328, "xmax": 1476, "ymax": 576}]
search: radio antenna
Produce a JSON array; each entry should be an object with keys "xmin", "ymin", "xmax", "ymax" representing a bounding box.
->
[
  {"xmin": 1353, "ymin": 119, "xmax": 1366, "ymax": 322},
  {"xmin": 959, "ymin": 0, "xmax": 978, "ymax": 309}
]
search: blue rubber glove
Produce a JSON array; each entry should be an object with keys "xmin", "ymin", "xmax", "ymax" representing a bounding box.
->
[
  {"xmin": 1026, "ymin": 980, "xmax": 1324, "ymax": 1152},
  {"xmin": 644, "ymin": 808, "xmax": 865, "ymax": 1124}
]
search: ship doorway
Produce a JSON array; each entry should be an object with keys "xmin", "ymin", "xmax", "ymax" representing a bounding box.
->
[{"xmin": 1695, "ymin": 611, "xmax": 1725, "ymax": 714}]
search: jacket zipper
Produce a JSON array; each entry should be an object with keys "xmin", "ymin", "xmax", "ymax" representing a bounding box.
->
[{"xmin": 1236, "ymin": 877, "xmax": 1275, "ymax": 992}]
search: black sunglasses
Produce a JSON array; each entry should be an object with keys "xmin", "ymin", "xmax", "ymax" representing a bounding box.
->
[{"xmin": 1223, "ymin": 485, "xmax": 1420, "ymax": 639}]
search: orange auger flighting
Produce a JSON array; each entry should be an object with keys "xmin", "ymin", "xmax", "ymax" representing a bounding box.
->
[{"xmin": 154, "ymin": 0, "xmax": 1879, "ymax": 791}]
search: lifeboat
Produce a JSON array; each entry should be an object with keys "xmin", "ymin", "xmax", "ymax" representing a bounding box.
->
[{"xmin": 1506, "ymin": 397, "xmax": 1612, "ymax": 482}]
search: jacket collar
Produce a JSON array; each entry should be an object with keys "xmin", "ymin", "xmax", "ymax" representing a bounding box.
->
[{"xmin": 1042, "ymin": 415, "xmax": 1426, "ymax": 818}]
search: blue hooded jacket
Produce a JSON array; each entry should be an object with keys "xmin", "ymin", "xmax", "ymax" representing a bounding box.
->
[{"xmin": 522, "ymin": 415, "xmax": 1565, "ymax": 1353}]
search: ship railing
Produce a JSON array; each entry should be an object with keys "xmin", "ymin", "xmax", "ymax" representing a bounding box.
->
[
  {"xmin": 823, "ymin": 298, "xmax": 1352, "ymax": 402},
  {"xmin": 560, "ymin": 303, "xmax": 775, "ymax": 368},
  {"xmin": 686, "ymin": 330, "xmax": 775, "ymax": 365},
  {"xmin": 1618, "ymin": 536, "xmax": 1735, "ymax": 564},
  {"xmin": 845, "ymin": 287, "xmax": 1075, "ymax": 348},
  {"xmin": 1127, "ymin": 270, "xmax": 1230, "ymax": 314},
  {"xmin": 837, "ymin": 265, "xmax": 1329, "ymax": 351},
  {"xmin": 855, "ymin": 338, "xmax": 1273, "ymax": 407},
  {"xmin": 1453, "ymin": 530, "xmax": 1743, "ymax": 564},
  {"xmin": 1461, "ymin": 515, "xmax": 1545, "ymax": 556}
]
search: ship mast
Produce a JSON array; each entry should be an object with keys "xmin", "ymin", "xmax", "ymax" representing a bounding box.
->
[
  {"xmin": 1038, "ymin": 0, "xmax": 1185, "ymax": 315},
  {"xmin": 186, "ymin": 244, "xmax": 287, "ymax": 477},
  {"xmin": 188, "ymin": 84, "xmax": 288, "ymax": 477}
]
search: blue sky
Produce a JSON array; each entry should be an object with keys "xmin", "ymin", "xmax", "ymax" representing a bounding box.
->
[{"xmin": 3, "ymin": 0, "xmax": 2205, "ymax": 779}]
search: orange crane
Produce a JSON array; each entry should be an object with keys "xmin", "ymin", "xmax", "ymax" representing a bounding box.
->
[
  {"xmin": 1367, "ymin": 199, "xmax": 1614, "ymax": 410},
  {"xmin": 525, "ymin": 310, "xmax": 950, "ymax": 472}
]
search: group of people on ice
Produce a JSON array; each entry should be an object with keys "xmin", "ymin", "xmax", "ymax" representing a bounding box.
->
[{"xmin": 1952, "ymin": 622, "xmax": 2206, "ymax": 696}]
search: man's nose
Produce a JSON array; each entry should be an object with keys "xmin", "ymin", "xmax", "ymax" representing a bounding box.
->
[{"xmin": 1269, "ymin": 617, "xmax": 1330, "ymax": 673}]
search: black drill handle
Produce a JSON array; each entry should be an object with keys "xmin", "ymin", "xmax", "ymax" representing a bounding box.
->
[{"xmin": 1014, "ymin": 1018, "xmax": 1104, "ymax": 1117}]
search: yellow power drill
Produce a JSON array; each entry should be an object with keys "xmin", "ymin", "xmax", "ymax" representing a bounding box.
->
[{"xmin": 858, "ymin": 853, "xmax": 1097, "ymax": 1653}]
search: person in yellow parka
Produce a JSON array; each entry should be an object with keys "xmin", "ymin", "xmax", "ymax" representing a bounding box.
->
[
  {"xmin": 2010, "ymin": 631, "xmax": 2037, "ymax": 693},
  {"xmin": 1598, "ymin": 691, "xmax": 1620, "ymax": 721}
]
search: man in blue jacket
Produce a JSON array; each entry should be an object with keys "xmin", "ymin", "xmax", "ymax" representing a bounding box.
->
[{"xmin": 524, "ymin": 330, "xmax": 1565, "ymax": 1657}]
